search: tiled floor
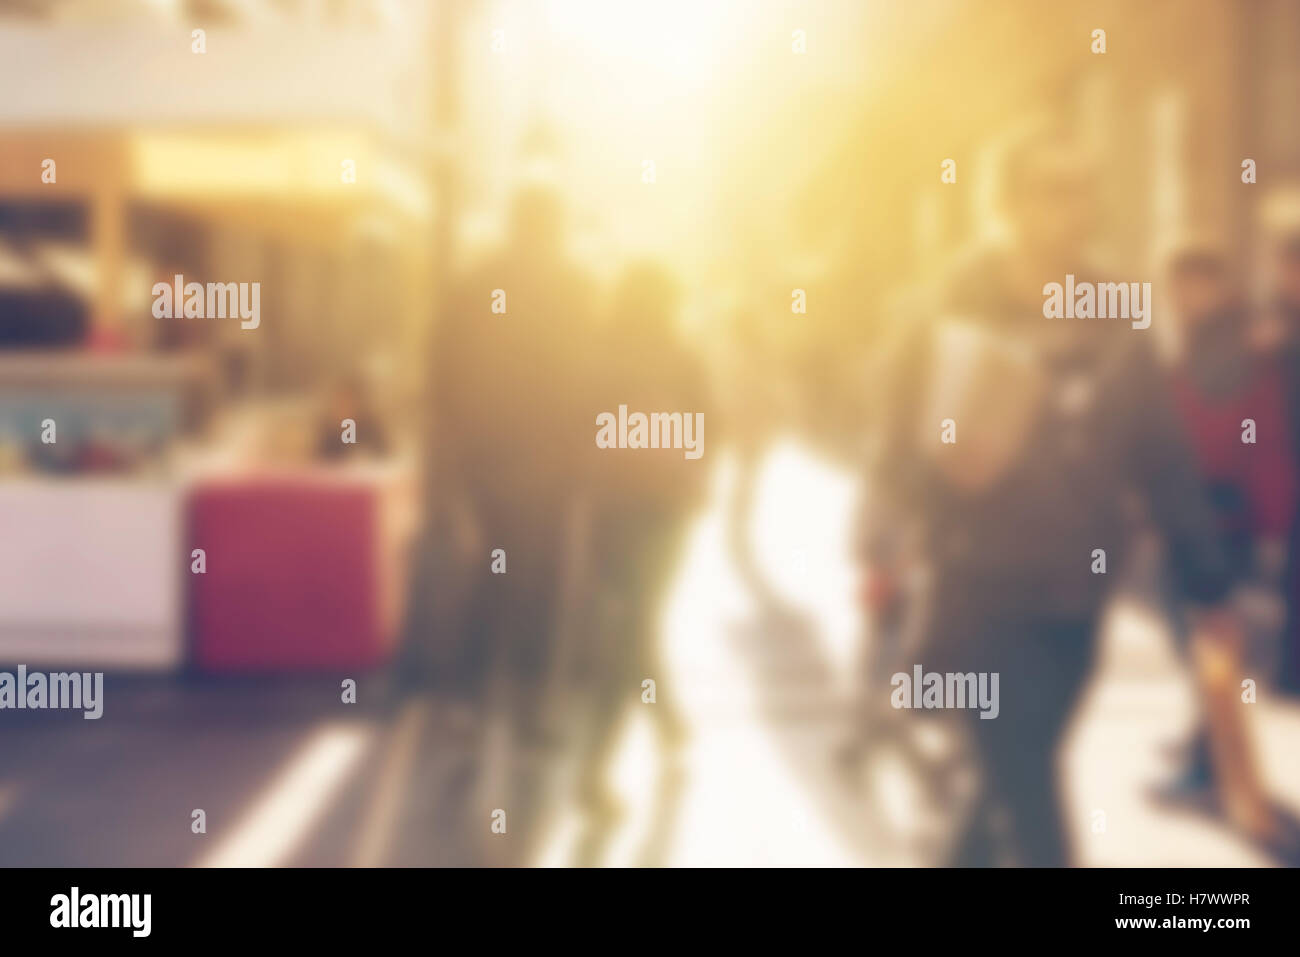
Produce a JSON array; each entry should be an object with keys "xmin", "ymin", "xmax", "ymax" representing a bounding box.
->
[{"xmin": 2, "ymin": 441, "xmax": 1296, "ymax": 867}]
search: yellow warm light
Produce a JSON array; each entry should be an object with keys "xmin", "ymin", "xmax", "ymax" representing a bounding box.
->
[
  {"xmin": 541, "ymin": 0, "xmax": 738, "ymax": 88},
  {"xmin": 130, "ymin": 131, "xmax": 372, "ymax": 201}
]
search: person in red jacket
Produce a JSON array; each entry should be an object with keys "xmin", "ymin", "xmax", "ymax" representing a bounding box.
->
[
  {"xmin": 1256, "ymin": 192, "xmax": 1300, "ymax": 695},
  {"xmin": 1168, "ymin": 243, "xmax": 1295, "ymax": 561},
  {"xmin": 1156, "ymin": 235, "xmax": 1295, "ymax": 802}
]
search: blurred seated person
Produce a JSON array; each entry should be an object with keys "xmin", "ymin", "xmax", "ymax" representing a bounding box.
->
[
  {"xmin": 153, "ymin": 263, "xmax": 213, "ymax": 353},
  {"xmin": 315, "ymin": 376, "xmax": 391, "ymax": 462}
]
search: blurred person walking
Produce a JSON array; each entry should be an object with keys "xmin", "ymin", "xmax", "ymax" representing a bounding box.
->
[
  {"xmin": 1257, "ymin": 191, "xmax": 1300, "ymax": 697},
  {"xmin": 406, "ymin": 184, "xmax": 597, "ymax": 863},
  {"xmin": 568, "ymin": 262, "xmax": 711, "ymax": 866},
  {"xmin": 1150, "ymin": 235, "xmax": 1294, "ymax": 806},
  {"xmin": 858, "ymin": 117, "xmax": 1271, "ymax": 866}
]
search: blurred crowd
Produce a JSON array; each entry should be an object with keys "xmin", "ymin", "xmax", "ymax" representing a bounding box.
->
[
  {"xmin": 5, "ymin": 0, "xmax": 1300, "ymax": 869},
  {"xmin": 384, "ymin": 110, "xmax": 1300, "ymax": 866}
]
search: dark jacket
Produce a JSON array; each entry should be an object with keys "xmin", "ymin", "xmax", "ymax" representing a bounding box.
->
[{"xmin": 861, "ymin": 244, "xmax": 1232, "ymax": 629}]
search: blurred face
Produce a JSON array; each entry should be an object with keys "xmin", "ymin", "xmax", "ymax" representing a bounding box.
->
[
  {"xmin": 1169, "ymin": 263, "xmax": 1229, "ymax": 327},
  {"xmin": 1007, "ymin": 144, "xmax": 1097, "ymax": 263}
]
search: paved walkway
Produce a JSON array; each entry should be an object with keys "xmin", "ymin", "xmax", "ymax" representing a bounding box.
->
[{"xmin": 2, "ymin": 440, "xmax": 1296, "ymax": 867}]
